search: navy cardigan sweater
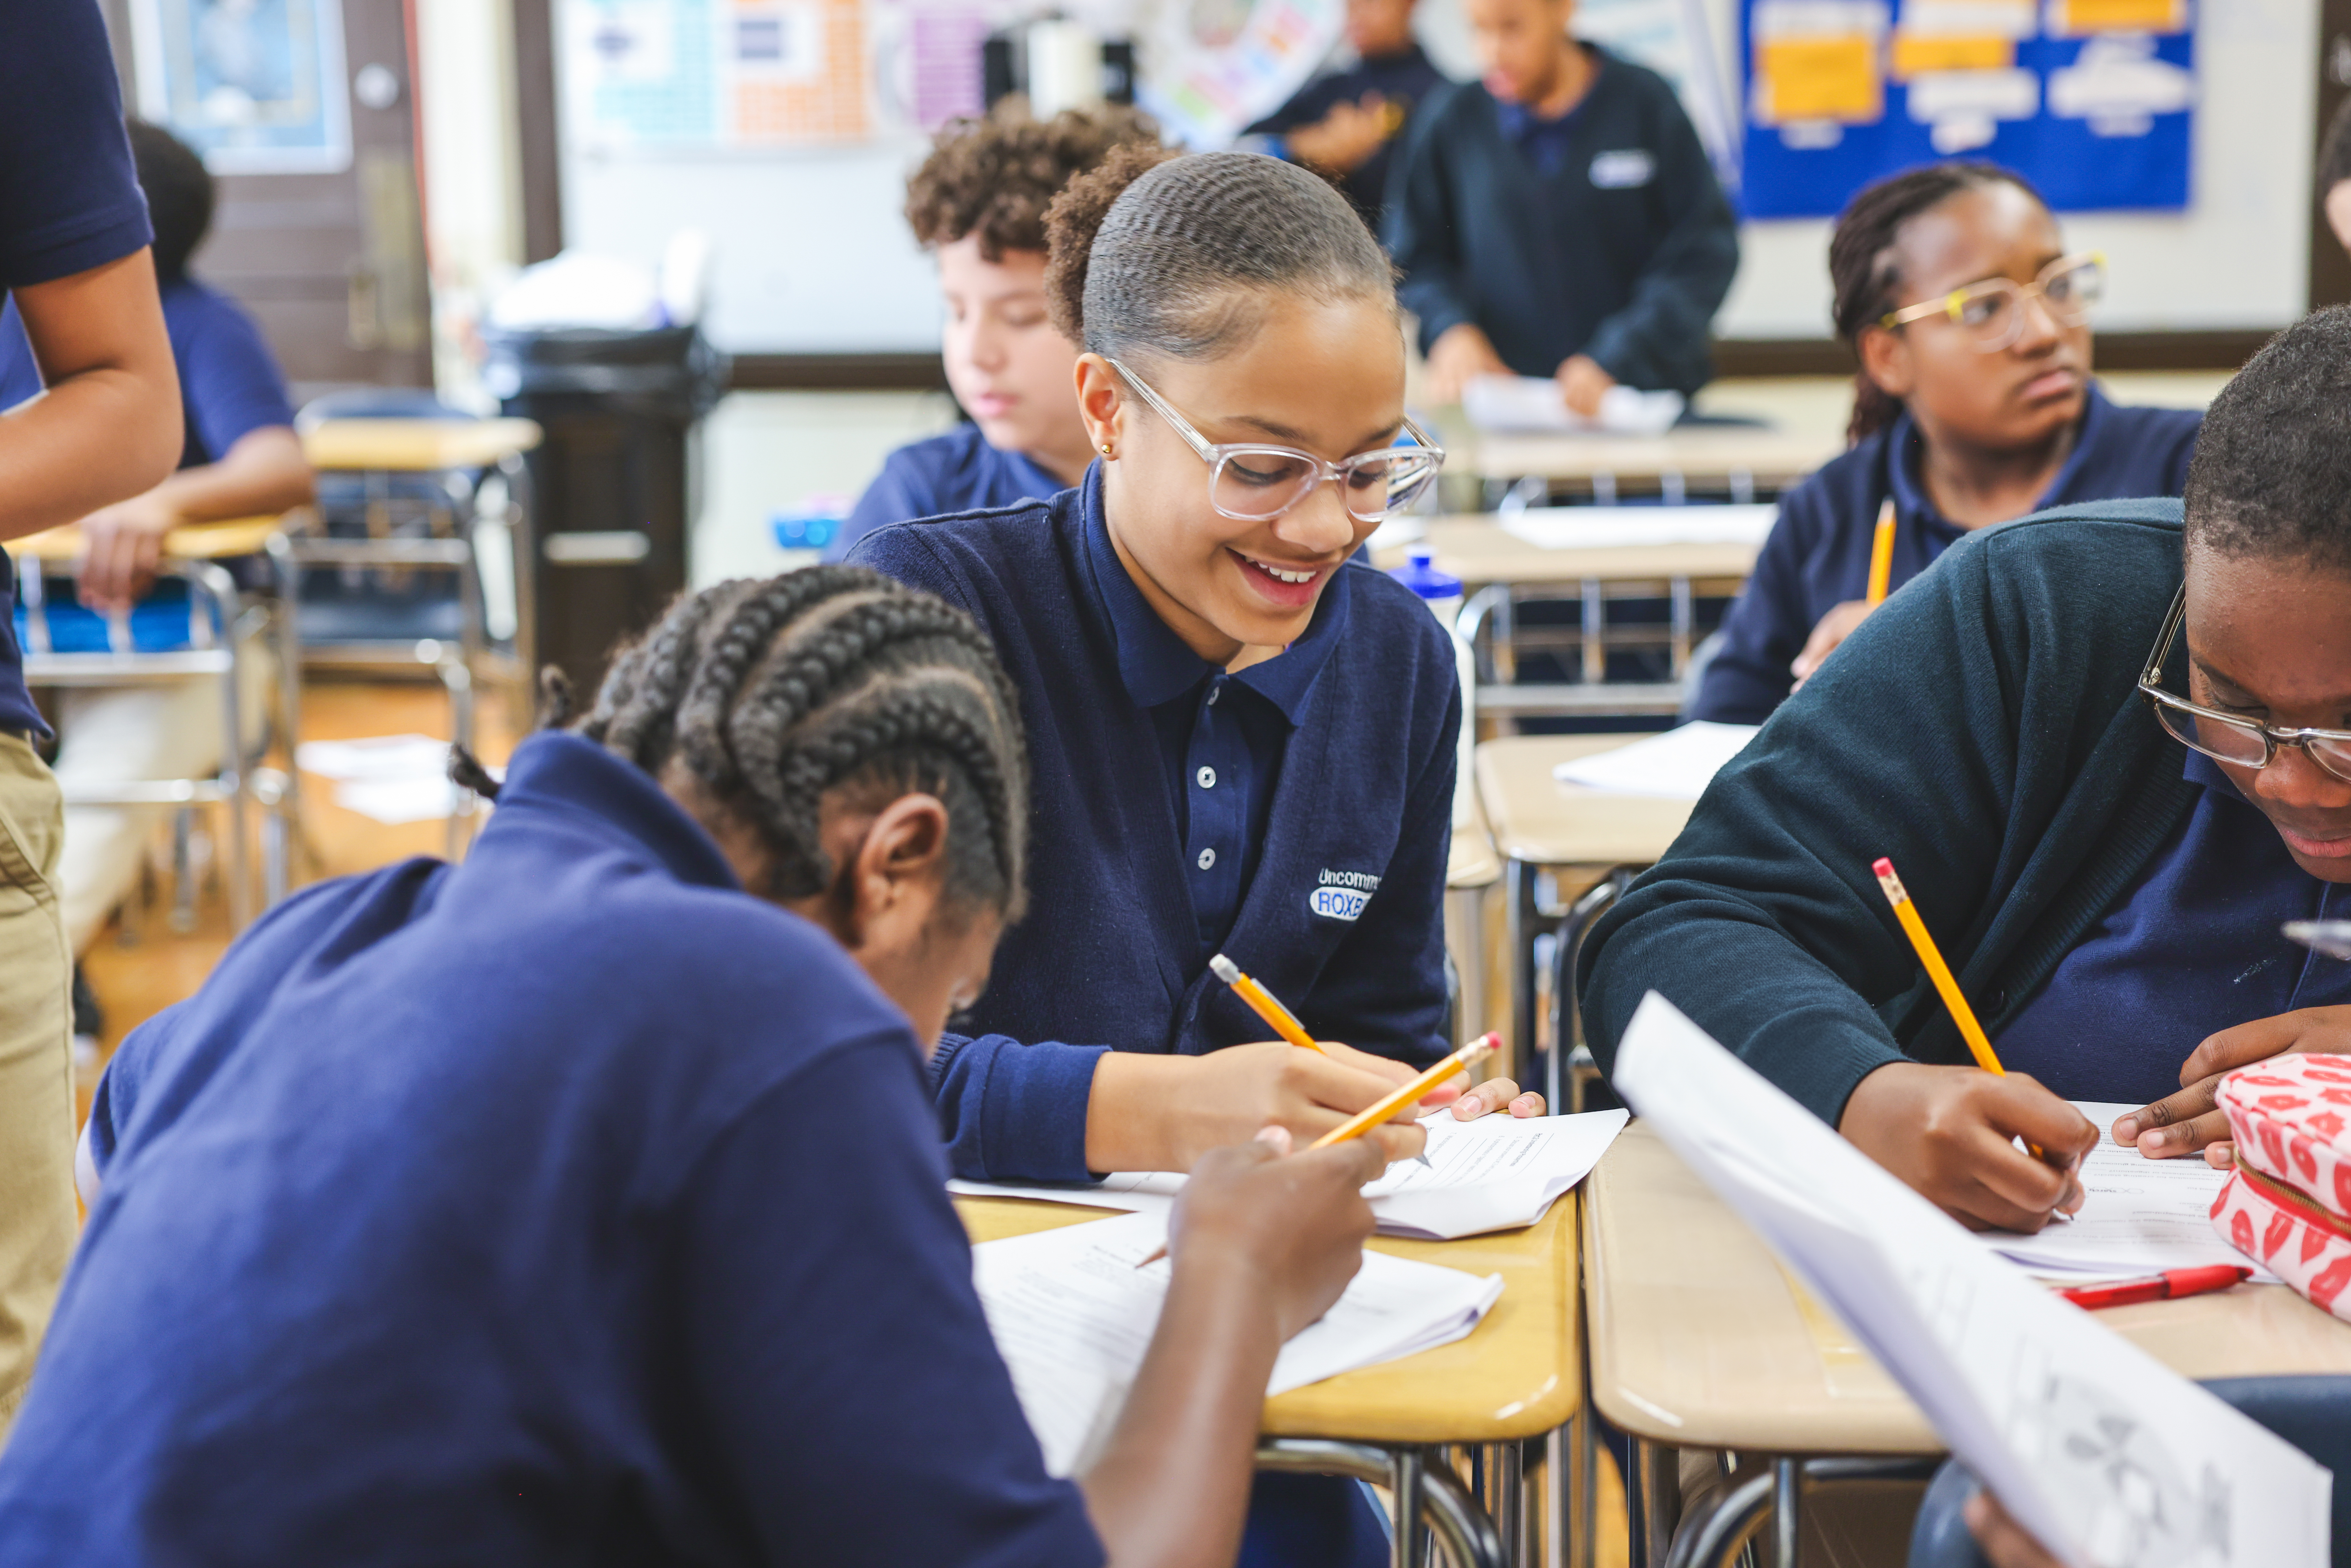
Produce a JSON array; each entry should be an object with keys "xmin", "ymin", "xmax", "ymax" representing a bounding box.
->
[
  {"xmin": 1690, "ymin": 388, "xmax": 2202, "ymax": 724},
  {"xmin": 851, "ymin": 486, "xmax": 1460, "ymax": 1183},
  {"xmin": 1384, "ymin": 53, "xmax": 1738, "ymax": 395},
  {"xmin": 1581, "ymin": 500, "xmax": 2203, "ymax": 1128}
]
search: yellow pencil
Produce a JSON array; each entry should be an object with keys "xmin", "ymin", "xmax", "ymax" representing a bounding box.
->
[
  {"xmin": 1210, "ymin": 953, "xmax": 1325, "ymax": 1055},
  {"xmin": 1871, "ymin": 857, "xmax": 2003, "ymax": 1075},
  {"xmin": 1307, "ymin": 1033, "xmax": 1499, "ymax": 1151},
  {"xmin": 1865, "ymin": 499, "xmax": 1897, "ymax": 606}
]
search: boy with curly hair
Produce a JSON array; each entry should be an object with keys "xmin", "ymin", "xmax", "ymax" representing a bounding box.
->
[{"xmin": 828, "ymin": 104, "xmax": 1158, "ymax": 560}]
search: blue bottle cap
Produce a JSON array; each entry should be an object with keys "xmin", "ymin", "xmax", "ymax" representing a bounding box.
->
[{"xmin": 1389, "ymin": 547, "xmax": 1461, "ymax": 600}]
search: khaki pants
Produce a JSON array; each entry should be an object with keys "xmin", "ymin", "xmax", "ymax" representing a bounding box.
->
[{"xmin": 0, "ymin": 735, "xmax": 72, "ymax": 1440}]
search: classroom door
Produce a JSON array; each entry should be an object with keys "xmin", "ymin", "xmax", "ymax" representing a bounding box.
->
[{"xmin": 101, "ymin": 0, "xmax": 432, "ymax": 396}]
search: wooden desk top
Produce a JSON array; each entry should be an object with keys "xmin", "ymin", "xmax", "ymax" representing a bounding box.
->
[
  {"xmin": 1475, "ymin": 735, "xmax": 1696, "ymax": 870},
  {"xmin": 1448, "ymin": 792, "xmax": 1502, "ymax": 890},
  {"xmin": 301, "ymin": 417, "xmax": 542, "ymax": 472},
  {"xmin": 1373, "ymin": 518, "xmax": 1762, "ymax": 591},
  {"xmin": 1584, "ymin": 1122, "xmax": 2351, "ymax": 1455},
  {"xmin": 1450, "ymin": 423, "xmax": 1845, "ymax": 488},
  {"xmin": 12, "ymin": 515, "xmax": 283, "ymax": 563},
  {"xmin": 958, "ymin": 1193, "xmax": 1581, "ymax": 1443}
]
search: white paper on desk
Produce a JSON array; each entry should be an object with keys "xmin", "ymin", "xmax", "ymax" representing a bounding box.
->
[
  {"xmin": 1463, "ymin": 376, "xmax": 1685, "ymax": 436},
  {"xmin": 1615, "ymin": 993, "xmax": 2331, "ymax": 1568},
  {"xmin": 294, "ymin": 734, "xmax": 450, "ymax": 781},
  {"xmin": 972, "ymin": 1211, "xmax": 1504, "ymax": 1476},
  {"xmin": 950, "ymin": 1108, "xmax": 1628, "ymax": 1240},
  {"xmin": 1550, "ymin": 722, "xmax": 1760, "ymax": 801},
  {"xmin": 1493, "ymin": 504, "xmax": 1779, "ymax": 552},
  {"xmin": 1977, "ymin": 1102, "xmax": 2276, "ymax": 1283}
]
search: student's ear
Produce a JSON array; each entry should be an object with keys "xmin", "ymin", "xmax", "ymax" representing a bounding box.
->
[
  {"xmin": 840, "ymin": 792, "xmax": 954, "ymax": 948},
  {"xmin": 1073, "ymin": 354, "xmax": 1128, "ymax": 459},
  {"xmin": 2326, "ymin": 180, "xmax": 2351, "ymax": 262},
  {"xmin": 1856, "ymin": 324, "xmax": 1918, "ymax": 402}
]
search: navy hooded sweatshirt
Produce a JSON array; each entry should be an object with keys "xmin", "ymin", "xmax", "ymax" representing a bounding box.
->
[{"xmin": 849, "ymin": 470, "xmax": 1460, "ymax": 1185}]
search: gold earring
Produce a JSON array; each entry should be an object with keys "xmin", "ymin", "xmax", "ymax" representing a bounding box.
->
[{"xmin": 1099, "ymin": 443, "xmax": 1113, "ymax": 457}]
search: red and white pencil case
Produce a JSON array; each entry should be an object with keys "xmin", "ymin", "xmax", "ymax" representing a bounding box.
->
[{"xmin": 2210, "ymin": 1053, "xmax": 2351, "ymax": 1319}]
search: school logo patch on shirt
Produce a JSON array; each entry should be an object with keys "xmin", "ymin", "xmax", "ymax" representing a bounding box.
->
[
  {"xmin": 1589, "ymin": 149, "xmax": 1655, "ymax": 189},
  {"xmin": 1309, "ymin": 868, "xmax": 1380, "ymax": 922}
]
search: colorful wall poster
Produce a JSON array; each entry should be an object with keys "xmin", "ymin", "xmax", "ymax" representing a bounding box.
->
[{"xmin": 129, "ymin": 0, "xmax": 355, "ymax": 174}]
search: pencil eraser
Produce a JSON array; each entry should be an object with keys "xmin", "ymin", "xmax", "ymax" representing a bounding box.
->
[{"xmin": 1871, "ymin": 857, "xmax": 1895, "ymax": 877}]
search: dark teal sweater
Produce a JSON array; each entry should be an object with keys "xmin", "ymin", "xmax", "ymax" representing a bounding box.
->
[{"xmin": 1579, "ymin": 499, "xmax": 2202, "ymax": 1126}]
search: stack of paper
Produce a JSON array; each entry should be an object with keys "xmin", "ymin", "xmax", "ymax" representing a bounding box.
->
[
  {"xmin": 974, "ymin": 1211, "xmax": 1504, "ymax": 1476},
  {"xmin": 1462, "ymin": 375, "xmax": 1686, "ymax": 436},
  {"xmin": 1493, "ymin": 504, "xmax": 1779, "ymax": 552},
  {"xmin": 950, "ymin": 1107, "xmax": 1628, "ymax": 1241},
  {"xmin": 1978, "ymin": 1102, "xmax": 2275, "ymax": 1283},
  {"xmin": 295, "ymin": 734, "xmax": 495, "ymax": 825},
  {"xmin": 1615, "ymin": 994, "xmax": 2328, "ymax": 1568},
  {"xmin": 1550, "ymin": 722, "xmax": 1761, "ymax": 802}
]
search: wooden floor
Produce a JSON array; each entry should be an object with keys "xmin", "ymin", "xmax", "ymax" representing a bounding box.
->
[{"xmin": 75, "ymin": 677, "xmax": 522, "ymax": 1116}]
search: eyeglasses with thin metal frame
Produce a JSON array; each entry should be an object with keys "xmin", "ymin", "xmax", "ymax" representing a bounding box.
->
[
  {"xmin": 1877, "ymin": 251, "xmax": 2107, "ymax": 354},
  {"xmin": 1106, "ymin": 357, "xmax": 1445, "ymax": 524},
  {"xmin": 2137, "ymin": 584, "xmax": 2351, "ymax": 785}
]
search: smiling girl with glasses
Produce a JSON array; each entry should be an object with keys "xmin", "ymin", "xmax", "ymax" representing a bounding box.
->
[
  {"xmin": 1690, "ymin": 162, "xmax": 2205, "ymax": 727},
  {"xmin": 853, "ymin": 144, "xmax": 1537, "ymax": 1568}
]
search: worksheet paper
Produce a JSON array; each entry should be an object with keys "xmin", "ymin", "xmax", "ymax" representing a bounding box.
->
[
  {"xmin": 948, "ymin": 1107, "xmax": 1628, "ymax": 1240},
  {"xmin": 1615, "ymin": 994, "xmax": 2330, "ymax": 1568},
  {"xmin": 1492, "ymin": 504, "xmax": 1780, "ymax": 553},
  {"xmin": 1549, "ymin": 722, "xmax": 1762, "ymax": 802},
  {"xmin": 1977, "ymin": 1102, "xmax": 2274, "ymax": 1283},
  {"xmin": 1462, "ymin": 375, "xmax": 1686, "ymax": 436},
  {"xmin": 973, "ymin": 1211, "xmax": 1505, "ymax": 1476}
]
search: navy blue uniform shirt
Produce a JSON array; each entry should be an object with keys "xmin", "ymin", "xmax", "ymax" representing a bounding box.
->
[
  {"xmin": 1243, "ymin": 43, "xmax": 1448, "ymax": 225},
  {"xmin": 1385, "ymin": 49, "xmax": 1737, "ymax": 396},
  {"xmin": 1689, "ymin": 387, "xmax": 2203, "ymax": 725},
  {"xmin": 828, "ymin": 422, "xmax": 1067, "ymax": 561},
  {"xmin": 0, "ymin": 279, "xmax": 296, "ymax": 473},
  {"xmin": 8, "ymin": 732, "xmax": 1100, "ymax": 1568},
  {"xmin": 0, "ymin": 0, "xmax": 155, "ymax": 739},
  {"xmin": 849, "ymin": 469, "xmax": 1460, "ymax": 1186},
  {"xmin": 1996, "ymin": 749, "xmax": 2351, "ymax": 1104}
]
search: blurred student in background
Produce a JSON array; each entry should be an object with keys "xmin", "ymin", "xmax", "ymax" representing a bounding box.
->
[
  {"xmin": 828, "ymin": 105, "xmax": 1159, "ymax": 561},
  {"xmin": 0, "ymin": 0, "xmax": 183, "ymax": 1437},
  {"xmin": 1240, "ymin": 0, "xmax": 1445, "ymax": 230},
  {"xmin": 1689, "ymin": 163, "xmax": 2201, "ymax": 726},
  {"xmin": 1386, "ymin": 0, "xmax": 1736, "ymax": 412}
]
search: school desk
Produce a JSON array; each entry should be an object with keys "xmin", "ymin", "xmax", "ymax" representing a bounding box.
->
[
  {"xmin": 13, "ymin": 514, "xmax": 302, "ymax": 926},
  {"xmin": 1474, "ymin": 735, "xmax": 1697, "ymax": 1108},
  {"xmin": 298, "ymin": 417, "xmax": 542, "ymax": 474},
  {"xmin": 1584, "ymin": 1121, "xmax": 2351, "ymax": 1568},
  {"xmin": 1443, "ymin": 422, "xmax": 1842, "ymax": 508},
  {"xmin": 958, "ymin": 1192, "xmax": 1583, "ymax": 1568},
  {"xmin": 1374, "ymin": 519, "xmax": 1762, "ymax": 725},
  {"xmin": 1448, "ymin": 800, "xmax": 1503, "ymax": 1055}
]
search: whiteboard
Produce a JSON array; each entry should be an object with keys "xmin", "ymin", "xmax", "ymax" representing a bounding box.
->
[{"xmin": 558, "ymin": 0, "xmax": 2319, "ymax": 353}]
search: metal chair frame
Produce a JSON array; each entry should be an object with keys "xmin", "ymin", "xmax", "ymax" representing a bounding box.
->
[{"xmin": 17, "ymin": 552, "xmax": 297, "ymax": 929}]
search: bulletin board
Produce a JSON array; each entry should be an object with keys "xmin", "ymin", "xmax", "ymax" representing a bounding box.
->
[{"xmin": 1739, "ymin": 0, "xmax": 2197, "ymax": 217}]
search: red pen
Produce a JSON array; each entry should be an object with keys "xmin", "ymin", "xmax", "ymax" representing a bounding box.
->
[{"xmin": 2054, "ymin": 1265, "xmax": 2252, "ymax": 1310}]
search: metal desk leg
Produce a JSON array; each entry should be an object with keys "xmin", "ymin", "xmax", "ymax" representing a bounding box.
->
[
  {"xmin": 1662, "ymin": 1469, "xmax": 1773, "ymax": 1568},
  {"xmin": 1772, "ymin": 1459, "xmax": 1799, "ymax": 1568},
  {"xmin": 1507, "ymin": 856, "xmax": 1538, "ymax": 1093},
  {"xmin": 1499, "ymin": 1440, "xmax": 1524, "ymax": 1563},
  {"xmin": 1636, "ymin": 1439, "xmax": 1682, "ymax": 1568},
  {"xmin": 1396, "ymin": 1446, "xmax": 1425, "ymax": 1568},
  {"xmin": 1254, "ymin": 1440, "xmax": 1506, "ymax": 1568}
]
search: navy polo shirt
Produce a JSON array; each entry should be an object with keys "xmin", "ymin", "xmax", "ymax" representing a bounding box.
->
[
  {"xmin": 12, "ymin": 732, "xmax": 1100, "ymax": 1567},
  {"xmin": 828, "ymin": 423, "xmax": 1068, "ymax": 561},
  {"xmin": 0, "ymin": 0, "xmax": 155, "ymax": 739},
  {"xmin": 1996, "ymin": 749, "xmax": 2351, "ymax": 1105},
  {"xmin": 1494, "ymin": 92, "xmax": 1590, "ymax": 178},
  {"xmin": 1077, "ymin": 491, "xmax": 1345, "ymax": 959},
  {"xmin": 0, "ymin": 280, "xmax": 296, "ymax": 473},
  {"xmin": 1689, "ymin": 386, "xmax": 2204, "ymax": 725},
  {"xmin": 849, "ymin": 468, "xmax": 1460, "ymax": 1187}
]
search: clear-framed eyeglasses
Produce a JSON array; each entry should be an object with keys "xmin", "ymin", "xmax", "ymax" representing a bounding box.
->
[
  {"xmin": 1106, "ymin": 357, "xmax": 1444, "ymax": 524},
  {"xmin": 2138, "ymin": 584, "xmax": 2351, "ymax": 784},
  {"xmin": 1878, "ymin": 251, "xmax": 2107, "ymax": 354}
]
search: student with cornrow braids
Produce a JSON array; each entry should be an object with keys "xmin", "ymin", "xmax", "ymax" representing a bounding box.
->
[
  {"xmin": 7, "ymin": 566, "xmax": 1391, "ymax": 1568},
  {"xmin": 854, "ymin": 145, "xmax": 1542, "ymax": 1568},
  {"xmin": 1688, "ymin": 162, "xmax": 2203, "ymax": 726}
]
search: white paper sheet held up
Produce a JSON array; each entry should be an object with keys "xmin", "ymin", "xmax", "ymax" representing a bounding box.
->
[
  {"xmin": 1462, "ymin": 375, "xmax": 1685, "ymax": 436},
  {"xmin": 973, "ymin": 1211, "xmax": 1504, "ymax": 1476},
  {"xmin": 1492, "ymin": 504, "xmax": 1778, "ymax": 553},
  {"xmin": 949, "ymin": 1108, "xmax": 1628, "ymax": 1240},
  {"xmin": 1976, "ymin": 1102, "xmax": 2275, "ymax": 1282},
  {"xmin": 1615, "ymin": 994, "xmax": 2329, "ymax": 1568},
  {"xmin": 1549, "ymin": 722, "xmax": 1761, "ymax": 801}
]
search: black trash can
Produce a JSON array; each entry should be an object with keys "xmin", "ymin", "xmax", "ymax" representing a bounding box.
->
[{"xmin": 482, "ymin": 324, "xmax": 729, "ymax": 697}]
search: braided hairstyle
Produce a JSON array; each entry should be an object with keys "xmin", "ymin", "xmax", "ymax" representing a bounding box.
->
[
  {"xmin": 1042, "ymin": 145, "xmax": 1397, "ymax": 361},
  {"xmin": 1828, "ymin": 162, "xmax": 2048, "ymax": 443},
  {"xmin": 452, "ymin": 567, "xmax": 1029, "ymax": 919}
]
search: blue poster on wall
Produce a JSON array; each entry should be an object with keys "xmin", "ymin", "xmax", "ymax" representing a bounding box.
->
[{"xmin": 1738, "ymin": 0, "xmax": 2195, "ymax": 218}]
